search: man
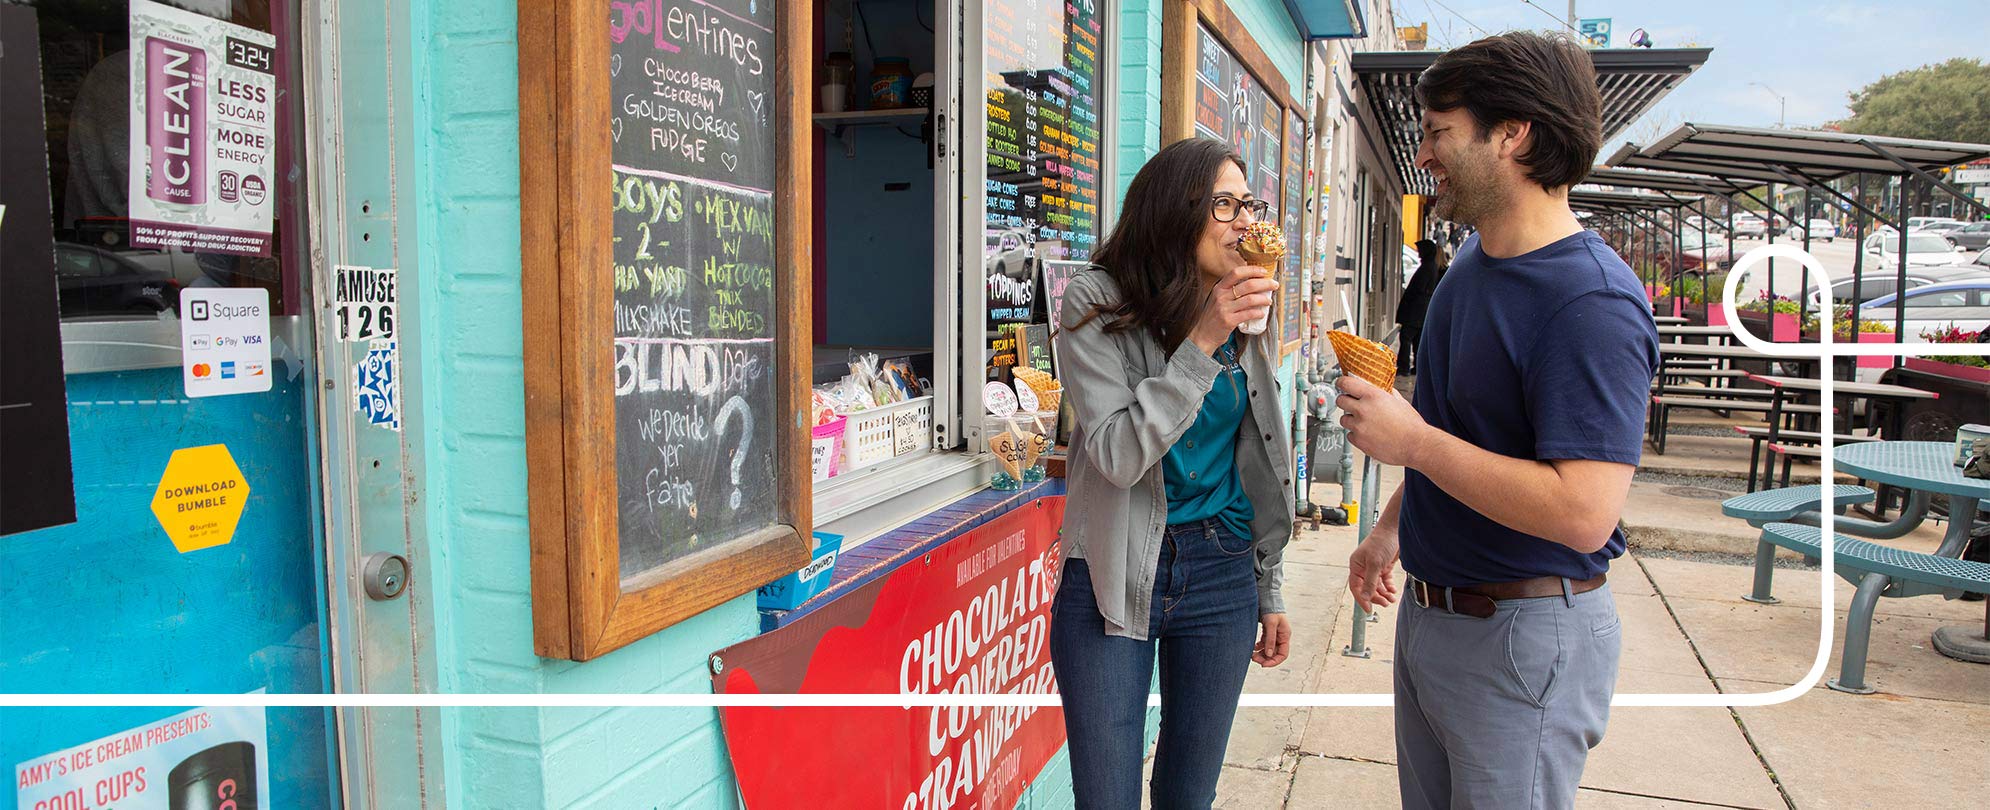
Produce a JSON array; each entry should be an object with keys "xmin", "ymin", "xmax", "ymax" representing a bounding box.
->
[
  {"xmin": 1333, "ymin": 32, "xmax": 1660, "ymax": 809},
  {"xmin": 1394, "ymin": 238, "xmax": 1445, "ymax": 377}
]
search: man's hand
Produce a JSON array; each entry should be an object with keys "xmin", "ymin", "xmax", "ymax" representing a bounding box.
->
[
  {"xmin": 1253, "ymin": 613, "xmax": 1292, "ymax": 667},
  {"xmin": 1335, "ymin": 375, "xmax": 1435, "ymax": 468},
  {"xmin": 1347, "ymin": 529, "xmax": 1402, "ymax": 613}
]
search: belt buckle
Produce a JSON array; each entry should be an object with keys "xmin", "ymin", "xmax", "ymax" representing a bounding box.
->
[{"xmin": 1413, "ymin": 580, "xmax": 1433, "ymax": 610}]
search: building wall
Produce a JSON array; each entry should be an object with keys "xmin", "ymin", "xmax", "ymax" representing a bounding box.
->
[{"xmin": 406, "ymin": 0, "xmax": 1264, "ymax": 805}]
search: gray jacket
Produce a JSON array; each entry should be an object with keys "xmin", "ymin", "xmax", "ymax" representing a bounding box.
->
[{"xmin": 1053, "ymin": 268, "xmax": 1296, "ymax": 641}]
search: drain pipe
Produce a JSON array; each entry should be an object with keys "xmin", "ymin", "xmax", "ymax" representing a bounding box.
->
[{"xmin": 1341, "ymin": 326, "xmax": 1400, "ymax": 659}]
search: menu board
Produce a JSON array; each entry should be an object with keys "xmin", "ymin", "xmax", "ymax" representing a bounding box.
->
[
  {"xmin": 984, "ymin": 0, "xmax": 1105, "ymax": 314},
  {"xmin": 1280, "ymin": 111, "xmax": 1306, "ymax": 345},
  {"xmin": 608, "ymin": 0, "xmax": 778, "ymax": 578},
  {"xmin": 1192, "ymin": 23, "xmax": 1282, "ymax": 208}
]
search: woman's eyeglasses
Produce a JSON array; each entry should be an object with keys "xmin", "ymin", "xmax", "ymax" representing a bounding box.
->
[{"xmin": 1211, "ymin": 195, "xmax": 1272, "ymax": 223}]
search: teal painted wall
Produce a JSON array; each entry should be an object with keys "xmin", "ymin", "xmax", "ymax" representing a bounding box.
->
[{"xmin": 401, "ymin": 0, "xmax": 1268, "ymax": 805}]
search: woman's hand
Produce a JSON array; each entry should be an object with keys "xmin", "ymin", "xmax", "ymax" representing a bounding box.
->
[
  {"xmin": 1190, "ymin": 265, "xmax": 1278, "ymax": 354},
  {"xmin": 1253, "ymin": 613, "xmax": 1292, "ymax": 667}
]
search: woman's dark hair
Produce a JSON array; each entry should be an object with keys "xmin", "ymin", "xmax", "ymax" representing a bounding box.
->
[
  {"xmin": 1077, "ymin": 138, "xmax": 1247, "ymax": 352},
  {"xmin": 1413, "ymin": 31, "xmax": 1602, "ymax": 191}
]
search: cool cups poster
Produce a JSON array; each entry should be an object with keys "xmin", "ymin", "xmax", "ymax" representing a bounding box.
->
[
  {"xmin": 126, "ymin": 0, "xmax": 278, "ymax": 257},
  {"xmin": 14, "ymin": 706, "xmax": 269, "ymax": 810}
]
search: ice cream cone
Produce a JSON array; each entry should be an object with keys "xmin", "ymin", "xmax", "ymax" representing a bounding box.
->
[
  {"xmin": 1237, "ymin": 222, "xmax": 1285, "ymax": 335},
  {"xmin": 1326, "ymin": 330, "xmax": 1397, "ymax": 391},
  {"xmin": 990, "ymin": 432, "xmax": 1024, "ymax": 479}
]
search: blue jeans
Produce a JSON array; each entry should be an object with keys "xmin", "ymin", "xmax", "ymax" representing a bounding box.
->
[{"xmin": 1051, "ymin": 519, "xmax": 1260, "ymax": 809}]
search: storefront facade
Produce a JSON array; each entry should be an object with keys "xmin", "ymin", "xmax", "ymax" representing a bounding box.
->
[{"xmin": 3, "ymin": 1, "xmax": 1407, "ymax": 807}]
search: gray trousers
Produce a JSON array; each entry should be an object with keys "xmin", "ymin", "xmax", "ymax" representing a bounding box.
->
[{"xmin": 1394, "ymin": 582, "xmax": 1621, "ymax": 809}]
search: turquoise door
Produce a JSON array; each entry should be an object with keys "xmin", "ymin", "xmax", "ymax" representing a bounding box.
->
[{"xmin": 2, "ymin": 2, "xmax": 338, "ymax": 806}]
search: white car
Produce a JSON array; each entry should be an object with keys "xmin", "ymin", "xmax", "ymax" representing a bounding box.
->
[
  {"xmin": 1732, "ymin": 214, "xmax": 1768, "ymax": 238},
  {"xmin": 1401, "ymin": 244, "xmax": 1421, "ymax": 288},
  {"xmin": 1862, "ymin": 232, "xmax": 1968, "ymax": 268},
  {"xmin": 1908, "ymin": 216, "xmax": 1963, "ymax": 232},
  {"xmin": 1858, "ymin": 279, "xmax": 1990, "ymax": 341},
  {"xmin": 1786, "ymin": 218, "xmax": 1837, "ymax": 242}
]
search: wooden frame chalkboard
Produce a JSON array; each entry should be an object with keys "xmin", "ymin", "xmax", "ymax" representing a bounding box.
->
[{"xmin": 520, "ymin": 0, "xmax": 812, "ymax": 661}]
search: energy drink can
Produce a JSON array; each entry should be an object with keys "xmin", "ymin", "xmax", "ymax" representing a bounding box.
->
[
  {"xmin": 145, "ymin": 34, "xmax": 208, "ymax": 206},
  {"xmin": 168, "ymin": 742, "xmax": 257, "ymax": 810}
]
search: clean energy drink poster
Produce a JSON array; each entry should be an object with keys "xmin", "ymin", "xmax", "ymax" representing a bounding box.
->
[
  {"xmin": 14, "ymin": 706, "xmax": 268, "ymax": 810},
  {"xmin": 127, "ymin": 0, "xmax": 278, "ymax": 256}
]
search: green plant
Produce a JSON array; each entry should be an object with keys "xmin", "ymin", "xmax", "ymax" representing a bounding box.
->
[
  {"xmin": 1803, "ymin": 305, "xmax": 1895, "ymax": 337},
  {"xmin": 1920, "ymin": 323, "xmax": 1988, "ymax": 368}
]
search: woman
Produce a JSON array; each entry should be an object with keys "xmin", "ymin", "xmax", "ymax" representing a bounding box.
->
[
  {"xmin": 1395, "ymin": 238, "xmax": 1447, "ymax": 376},
  {"xmin": 1049, "ymin": 138, "xmax": 1296, "ymax": 808}
]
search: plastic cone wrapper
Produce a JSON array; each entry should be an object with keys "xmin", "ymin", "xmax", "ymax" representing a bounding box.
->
[
  {"xmin": 989, "ymin": 431, "xmax": 1024, "ymax": 479},
  {"xmin": 1236, "ymin": 221, "xmax": 1284, "ymax": 335},
  {"xmin": 1326, "ymin": 330, "xmax": 1397, "ymax": 391}
]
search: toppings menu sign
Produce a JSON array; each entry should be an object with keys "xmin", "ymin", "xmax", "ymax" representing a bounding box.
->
[{"xmin": 126, "ymin": 0, "xmax": 278, "ymax": 256}]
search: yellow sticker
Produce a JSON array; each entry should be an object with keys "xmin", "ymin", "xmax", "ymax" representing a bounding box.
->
[{"xmin": 150, "ymin": 444, "xmax": 250, "ymax": 553}]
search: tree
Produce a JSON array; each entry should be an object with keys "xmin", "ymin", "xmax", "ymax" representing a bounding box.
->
[{"xmin": 1836, "ymin": 58, "xmax": 1990, "ymax": 144}]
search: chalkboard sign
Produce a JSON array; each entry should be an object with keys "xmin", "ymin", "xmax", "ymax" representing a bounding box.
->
[
  {"xmin": 1018, "ymin": 324, "xmax": 1054, "ymax": 375},
  {"xmin": 522, "ymin": 0, "xmax": 810, "ymax": 661},
  {"xmin": 1192, "ymin": 23, "xmax": 1281, "ymax": 206},
  {"xmin": 1040, "ymin": 259, "xmax": 1088, "ymax": 333},
  {"xmin": 609, "ymin": 0, "xmax": 780, "ymax": 577},
  {"xmin": 1280, "ymin": 110, "xmax": 1306, "ymax": 347},
  {"xmin": 983, "ymin": 0, "xmax": 1105, "ymax": 286}
]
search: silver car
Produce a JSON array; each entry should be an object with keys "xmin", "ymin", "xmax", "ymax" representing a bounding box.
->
[{"xmin": 1940, "ymin": 221, "xmax": 1990, "ymax": 251}]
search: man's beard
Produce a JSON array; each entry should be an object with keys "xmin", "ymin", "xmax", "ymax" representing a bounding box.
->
[{"xmin": 1429, "ymin": 150, "xmax": 1499, "ymax": 226}]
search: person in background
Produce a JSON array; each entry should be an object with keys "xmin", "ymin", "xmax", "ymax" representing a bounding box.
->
[
  {"xmin": 1050, "ymin": 137, "xmax": 1297, "ymax": 809},
  {"xmin": 1395, "ymin": 238, "xmax": 1446, "ymax": 377},
  {"xmin": 1332, "ymin": 31, "xmax": 1660, "ymax": 809}
]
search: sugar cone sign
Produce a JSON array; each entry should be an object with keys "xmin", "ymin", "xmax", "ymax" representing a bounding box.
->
[{"xmin": 1236, "ymin": 221, "xmax": 1284, "ymax": 335}]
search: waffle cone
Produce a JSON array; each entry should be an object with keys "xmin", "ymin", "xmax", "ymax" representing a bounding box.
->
[
  {"xmin": 990, "ymin": 432, "xmax": 1024, "ymax": 478},
  {"xmin": 1327, "ymin": 330, "xmax": 1397, "ymax": 390},
  {"xmin": 1238, "ymin": 247, "xmax": 1283, "ymax": 270},
  {"xmin": 1036, "ymin": 386, "xmax": 1062, "ymax": 412}
]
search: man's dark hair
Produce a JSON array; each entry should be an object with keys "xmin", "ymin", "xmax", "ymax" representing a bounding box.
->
[{"xmin": 1415, "ymin": 31, "xmax": 1602, "ymax": 191}]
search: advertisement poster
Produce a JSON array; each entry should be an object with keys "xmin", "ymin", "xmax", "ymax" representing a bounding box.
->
[
  {"xmin": 180, "ymin": 287, "xmax": 273, "ymax": 398},
  {"xmin": 127, "ymin": 0, "xmax": 278, "ymax": 256},
  {"xmin": 714, "ymin": 497, "xmax": 1069, "ymax": 810},
  {"xmin": 14, "ymin": 706, "xmax": 269, "ymax": 810}
]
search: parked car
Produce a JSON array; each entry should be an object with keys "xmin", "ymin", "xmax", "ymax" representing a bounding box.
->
[
  {"xmin": 1863, "ymin": 232, "xmax": 1968, "ymax": 267},
  {"xmin": 984, "ymin": 228, "xmax": 1032, "ymax": 280},
  {"xmin": 1657, "ymin": 231, "xmax": 1731, "ymax": 275},
  {"xmin": 1947, "ymin": 221, "xmax": 1990, "ymax": 251},
  {"xmin": 1916, "ymin": 220, "xmax": 1972, "ymax": 244},
  {"xmin": 1857, "ymin": 279, "xmax": 1990, "ymax": 341},
  {"xmin": 54, "ymin": 243, "xmax": 180, "ymax": 317},
  {"xmin": 1400, "ymin": 244, "xmax": 1421, "ymax": 288},
  {"xmin": 1907, "ymin": 216, "xmax": 1963, "ymax": 232},
  {"xmin": 1804, "ymin": 263, "xmax": 1986, "ymax": 308},
  {"xmin": 1732, "ymin": 213, "xmax": 1768, "ymax": 238},
  {"xmin": 1783, "ymin": 218, "xmax": 1838, "ymax": 242}
]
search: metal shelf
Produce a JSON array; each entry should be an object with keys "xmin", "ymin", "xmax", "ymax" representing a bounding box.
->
[{"xmin": 812, "ymin": 108, "xmax": 928, "ymax": 157}]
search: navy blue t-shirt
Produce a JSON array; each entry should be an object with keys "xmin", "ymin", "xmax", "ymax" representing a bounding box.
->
[{"xmin": 1399, "ymin": 230, "xmax": 1660, "ymax": 587}]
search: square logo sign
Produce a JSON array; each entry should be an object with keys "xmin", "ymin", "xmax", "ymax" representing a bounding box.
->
[{"xmin": 180, "ymin": 287, "xmax": 271, "ymax": 398}]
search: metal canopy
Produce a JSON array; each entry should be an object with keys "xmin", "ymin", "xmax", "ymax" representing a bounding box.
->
[
  {"xmin": 1608, "ymin": 123, "xmax": 1990, "ymax": 185},
  {"xmin": 1568, "ymin": 188, "xmax": 1698, "ymax": 215},
  {"xmin": 1583, "ymin": 166, "xmax": 1733, "ymax": 196},
  {"xmin": 1351, "ymin": 48, "xmax": 1712, "ymax": 195},
  {"xmin": 1278, "ymin": 0, "xmax": 1368, "ymax": 41}
]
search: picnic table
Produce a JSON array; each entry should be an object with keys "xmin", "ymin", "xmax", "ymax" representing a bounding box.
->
[
  {"xmin": 1724, "ymin": 442, "xmax": 1990, "ymax": 692},
  {"xmin": 1742, "ymin": 375, "xmax": 1940, "ymax": 491},
  {"xmin": 1656, "ymin": 324, "xmax": 1739, "ymax": 339},
  {"xmin": 1835, "ymin": 442, "xmax": 1990, "ymax": 667}
]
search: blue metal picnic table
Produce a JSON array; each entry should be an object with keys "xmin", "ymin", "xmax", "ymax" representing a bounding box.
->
[{"xmin": 1833, "ymin": 441, "xmax": 1990, "ymax": 666}]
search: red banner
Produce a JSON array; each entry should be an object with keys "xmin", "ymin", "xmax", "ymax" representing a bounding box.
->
[{"xmin": 714, "ymin": 496, "xmax": 1068, "ymax": 810}]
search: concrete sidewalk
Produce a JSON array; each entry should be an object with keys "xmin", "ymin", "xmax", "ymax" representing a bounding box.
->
[{"xmin": 1183, "ymin": 474, "xmax": 1990, "ymax": 809}]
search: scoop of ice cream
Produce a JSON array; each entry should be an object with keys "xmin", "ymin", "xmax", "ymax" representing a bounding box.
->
[{"xmin": 1239, "ymin": 221, "xmax": 1286, "ymax": 264}]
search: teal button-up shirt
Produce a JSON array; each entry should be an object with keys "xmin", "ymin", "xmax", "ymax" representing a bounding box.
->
[{"xmin": 1162, "ymin": 334, "xmax": 1254, "ymax": 540}]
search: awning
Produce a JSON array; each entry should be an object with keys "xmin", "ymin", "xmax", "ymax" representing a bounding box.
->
[
  {"xmin": 1567, "ymin": 188, "xmax": 1698, "ymax": 217},
  {"xmin": 1351, "ymin": 48, "xmax": 1712, "ymax": 195},
  {"xmin": 1281, "ymin": 0, "xmax": 1368, "ymax": 41},
  {"xmin": 1583, "ymin": 166, "xmax": 1730, "ymax": 197},
  {"xmin": 1608, "ymin": 124, "xmax": 1990, "ymax": 184}
]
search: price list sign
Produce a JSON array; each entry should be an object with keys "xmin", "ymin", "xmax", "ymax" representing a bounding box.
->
[
  {"xmin": 1280, "ymin": 110, "xmax": 1306, "ymax": 345},
  {"xmin": 984, "ymin": 0, "xmax": 1105, "ymax": 293},
  {"xmin": 1192, "ymin": 23, "xmax": 1283, "ymax": 220},
  {"xmin": 607, "ymin": 0, "xmax": 780, "ymax": 578}
]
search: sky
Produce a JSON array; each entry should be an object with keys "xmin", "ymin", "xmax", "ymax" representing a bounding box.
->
[{"xmin": 1387, "ymin": 0, "xmax": 1986, "ymax": 154}]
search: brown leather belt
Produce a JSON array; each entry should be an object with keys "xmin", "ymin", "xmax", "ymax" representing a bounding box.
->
[{"xmin": 1408, "ymin": 574, "xmax": 1607, "ymax": 619}]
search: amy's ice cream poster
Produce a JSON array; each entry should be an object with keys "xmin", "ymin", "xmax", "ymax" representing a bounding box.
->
[
  {"xmin": 14, "ymin": 706, "xmax": 268, "ymax": 810},
  {"xmin": 127, "ymin": 0, "xmax": 278, "ymax": 257}
]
